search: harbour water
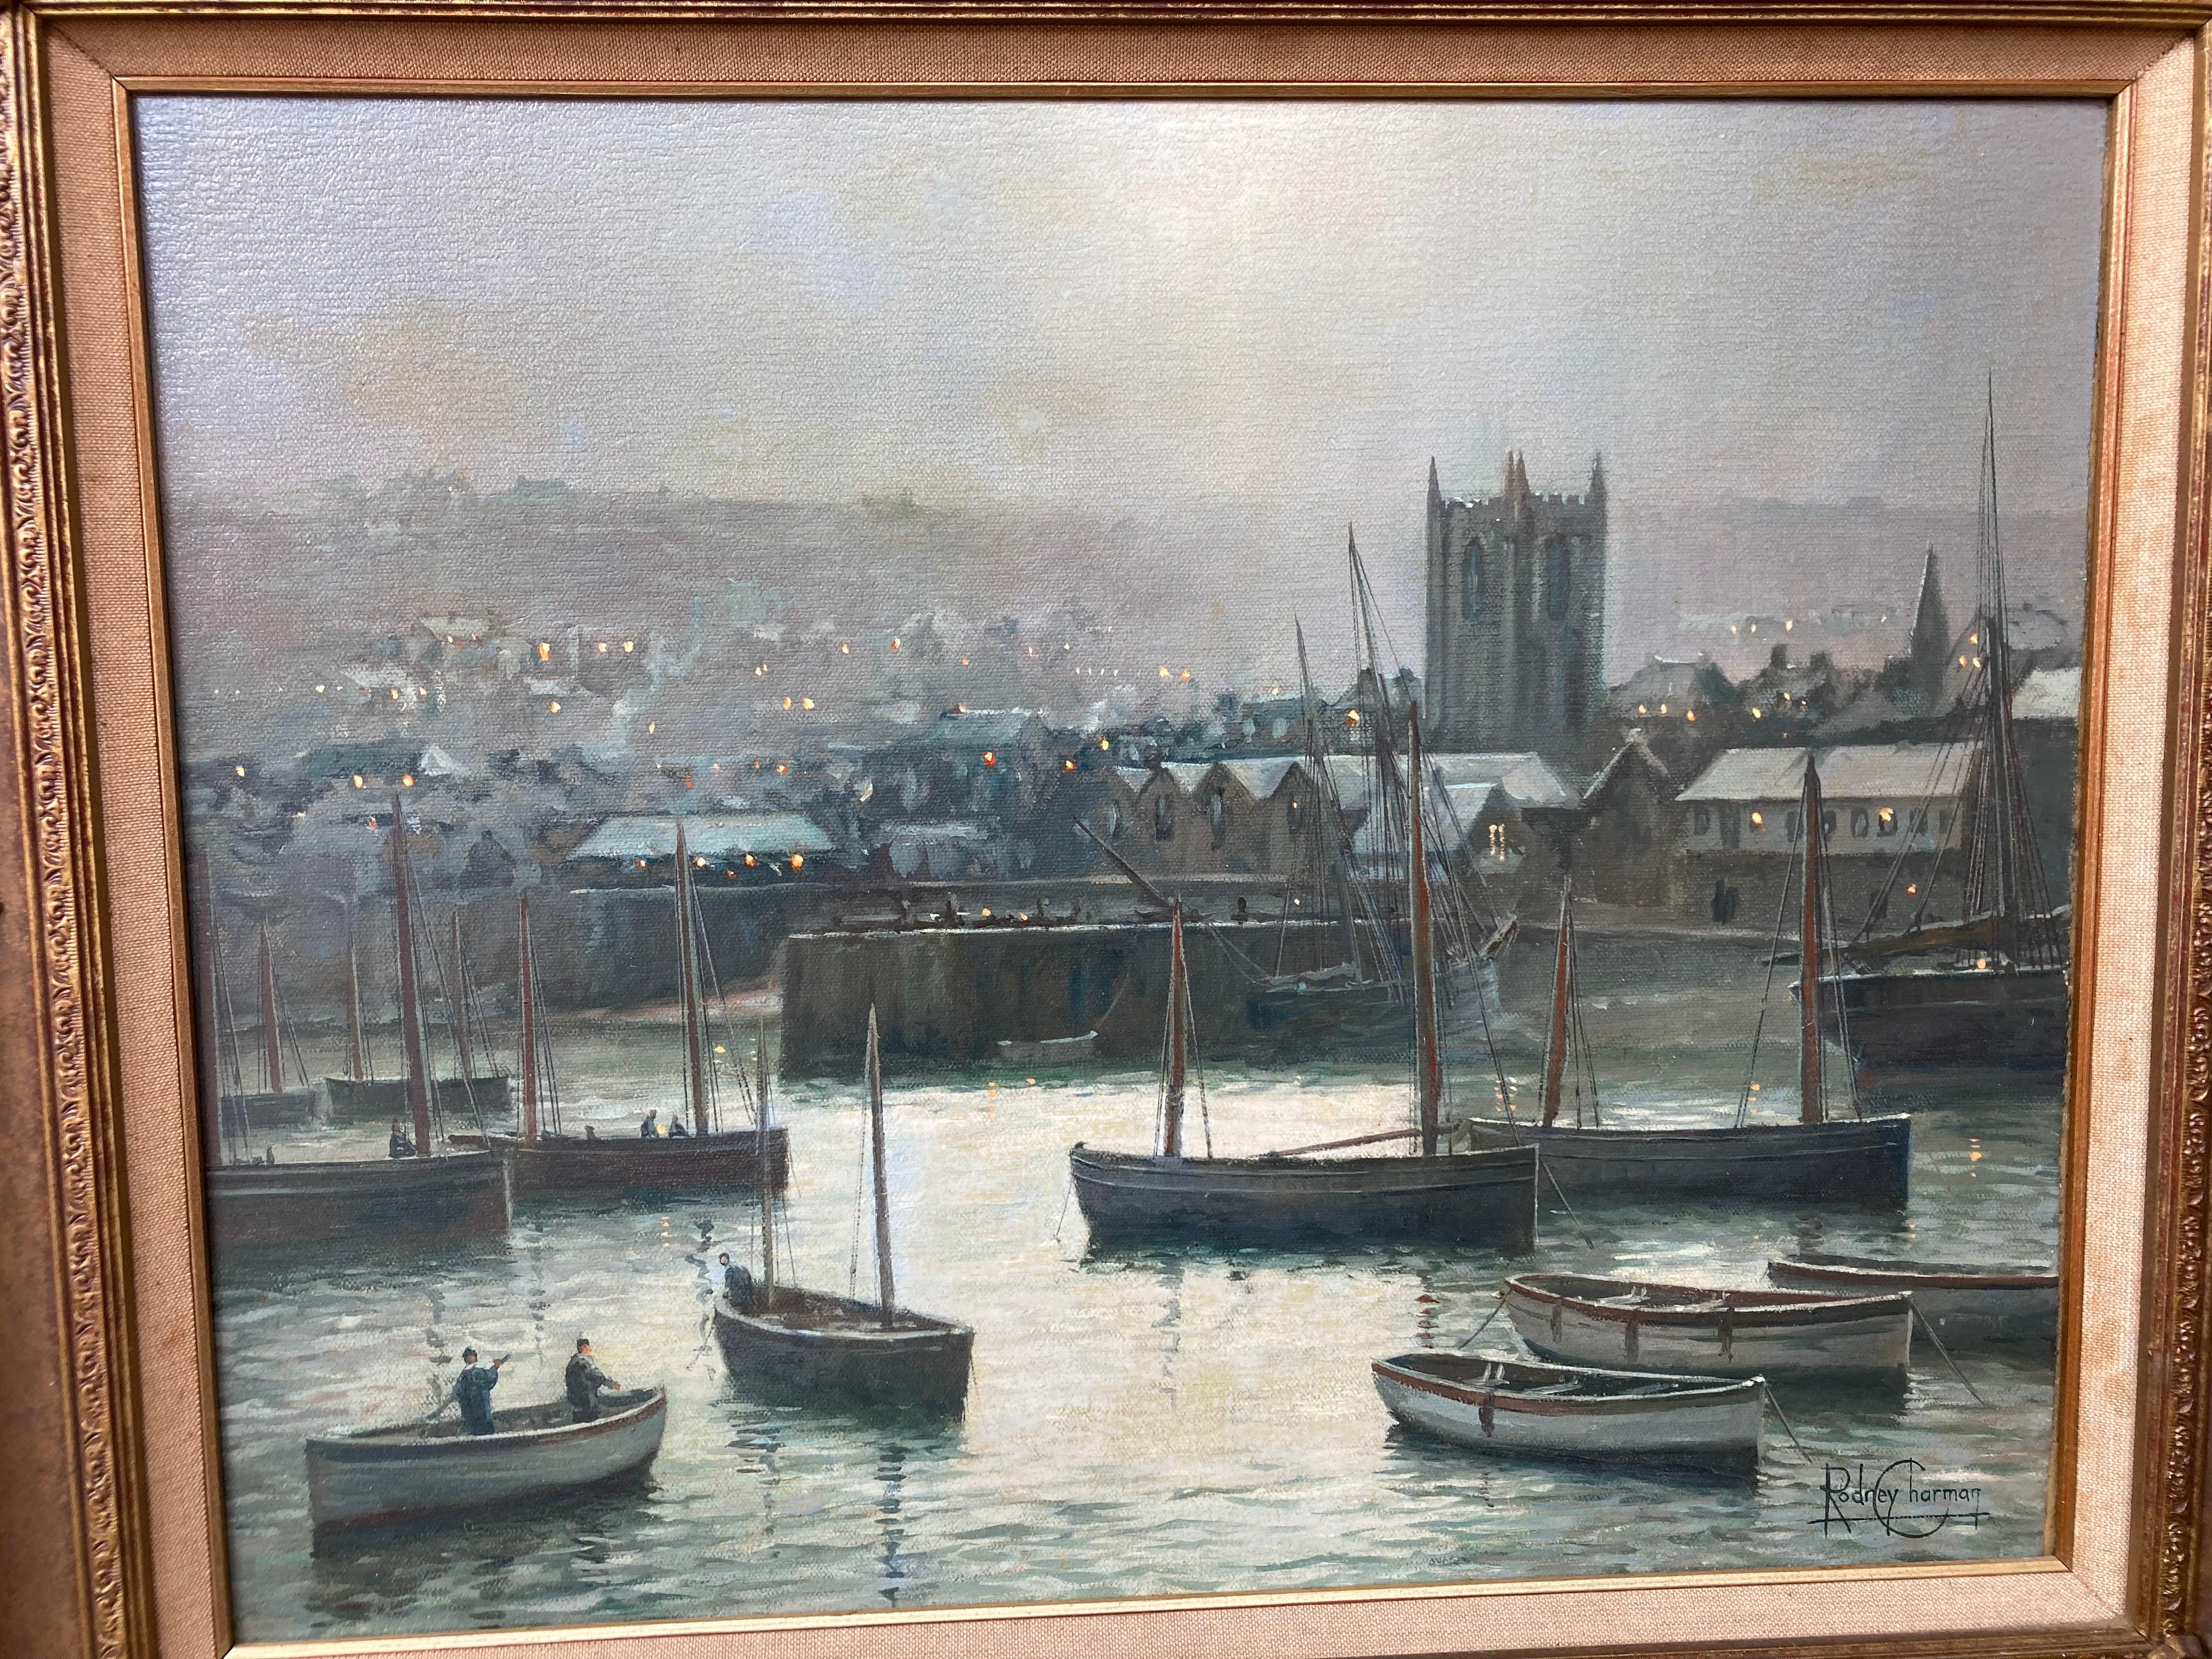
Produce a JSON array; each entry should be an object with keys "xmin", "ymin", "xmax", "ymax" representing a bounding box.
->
[{"xmin": 210, "ymin": 979, "xmax": 2062, "ymax": 1641}]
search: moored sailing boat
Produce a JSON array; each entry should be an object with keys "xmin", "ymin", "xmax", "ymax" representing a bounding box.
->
[
  {"xmin": 220, "ymin": 919, "xmax": 323, "ymax": 1127},
  {"xmin": 1463, "ymin": 797, "xmax": 1910, "ymax": 1205},
  {"xmin": 1829, "ymin": 386, "xmax": 2069, "ymax": 1074},
  {"xmin": 325, "ymin": 909, "xmax": 511, "ymax": 1121},
  {"xmin": 202, "ymin": 806, "xmax": 510, "ymax": 1251},
  {"xmin": 1071, "ymin": 706, "xmax": 1538, "ymax": 1247},
  {"xmin": 454, "ymin": 821, "xmax": 788, "ymax": 1197},
  {"xmin": 713, "ymin": 1007, "xmax": 974, "ymax": 1408}
]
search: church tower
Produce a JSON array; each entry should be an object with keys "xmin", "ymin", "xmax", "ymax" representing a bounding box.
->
[
  {"xmin": 1908, "ymin": 546, "xmax": 1951, "ymax": 713},
  {"xmin": 1424, "ymin": 452, "xmax": 1608, "ymax": 768}
]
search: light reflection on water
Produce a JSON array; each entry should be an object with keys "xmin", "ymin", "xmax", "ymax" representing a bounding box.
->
[{"xmin": 212, "ymin": 1004, "xmax": 2061, "ymax": 1640}]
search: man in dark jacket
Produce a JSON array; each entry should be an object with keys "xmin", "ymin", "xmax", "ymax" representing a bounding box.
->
[
  {"xmin": 388, "ymin": 1119, "xmax": 415, "ymax": 1159},
  {"xmin": 564, "ymin": 1337, "xmax": 621, "ymax": 1423},
  {"xmin": 450, "ymin": 1347, "xmax": 504, "ymax": 1435},
  {"xmin": 718, "ymin": 1250, "xmax": 755, "ymax": 1312}
]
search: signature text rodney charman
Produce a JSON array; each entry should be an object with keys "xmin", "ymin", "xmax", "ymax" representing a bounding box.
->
[{"xmin": 1812, "ymin": 1460, "xmax": 1992, "ymax": 1538}]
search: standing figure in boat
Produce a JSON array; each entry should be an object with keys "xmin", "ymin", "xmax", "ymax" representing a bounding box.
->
[
  {"xmin": 450, "ymin": 826, "xmax": 790, "ymax": 1198},
  {"xmin": 452, "ymin": 1348, "xmax": 506, "ymax": 1436},
  {"xmin": 564, "ymin": 1338, "xmax": 623, "ymax": 1421},
  {"xmin": 1070, "ymin": 704, "xmax": 1538, "ymax": 1247}
]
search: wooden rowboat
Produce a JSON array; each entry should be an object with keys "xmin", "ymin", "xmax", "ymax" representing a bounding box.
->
[
  {"xmin": 994, "ymin": 1031, "xmax": 1098, "ymax": 1066},
  {"xmin": 1767, "ymin": 1251, "xmax": 2057, "ymax": 1342},
  {"xmin": 1502, "ymin": 1273, "xmax": 1914, "ymax": 1382},
  {"xmin": 306, "ymin": 1387, "xmax": 667, "ymax": 1533},
  {"xmin": 1372, "ymin": 1351, "xmax": 1764, "ymax": 1473}
]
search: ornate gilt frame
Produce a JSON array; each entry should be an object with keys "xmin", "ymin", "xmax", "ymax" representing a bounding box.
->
[{"xmin": 6, "ymin": 8, "xmax": 2211, "ymax": 1659}]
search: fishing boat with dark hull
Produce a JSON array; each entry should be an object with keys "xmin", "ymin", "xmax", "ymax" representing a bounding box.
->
[
  {"xmin": 1371, "ymin": 1351, "xmax": 1765, "ymax": 1474},
  {"xmin": 1464, "ymin": 820, "xmax": 1912, "ymax": 1207},
  {"xmin": 1071, "ymin": 706, "xmax": 1538, "ymax": 1251},
  {"xmin": 1827, "ymin": 388, "xmax": 2069, "ymax": 1079},
  {"xmin": 714, "ymin": 1008, "xmax": 975, "ymax": 1411},
  {"xmin": 325, "ymin": 912, "xmax": 511, "ymax": 1121},
  {"xmin": 306, "ymin": 1387, "xmax": 667, "ymax": 1534},
  {"xmin": 1502, "ymin": 1273, "xmax": 1914, "ymax": 1383},
  {"xmin": 213, "ymin": 924, "xmax": 322, "ymax": 1128},
  {"xmin": 455, "ymin": 831, "xmax": 789, "ymax": 1197},
  {"xmin": 198, "ymin": 812, "xmax": 511, "ymax": 1254},
  {"xmin": 1767, "ymin": 1251, "xmax": 2057, "ymax": 1342}
]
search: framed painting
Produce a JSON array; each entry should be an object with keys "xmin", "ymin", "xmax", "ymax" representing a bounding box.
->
[{"xmin": 6, "ymin": 7, "xmax": 2212, "ymax": 1659}]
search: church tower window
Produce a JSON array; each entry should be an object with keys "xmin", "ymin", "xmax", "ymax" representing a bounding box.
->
[
  {"xmin": 1545, "ymin": 537, "xmax": 1573, "ymax": 620},
  {"xmin": 1463, "ymin": 534, "xmax": 1487, "ymax": 622}
]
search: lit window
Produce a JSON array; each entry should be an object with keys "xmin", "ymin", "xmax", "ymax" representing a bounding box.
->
[
  {"xmin": 537, "ymin": 642, "xmax": 551, "ymax": 661},
  {"xmin": 1685, "ymin": 709, "xmax": 1696, "ymax": 723},
  {"xmin": 1750, "ymin": 810, "xmax": 1765, "ymax": 829},
  {"xmin": 352, "ymin": 775, "xmax": 364, "ymax": 789},
  {"xmin": 400, "ymin": 773, "xmax": 415, "ymax": 788},
  {"xmin": 791, "ymin": 854, "xmax": 804, "ymax": 871},
  {"xmin": 1877, "ymin": 808, "xmax": 1898, "ymax": 838},
  {"xmin": 549, "ymin": 701, "xmax": 561, "ymax": 713},
  {"xmin": 983, "ymin": 751, "xmax": 997, "ymax": 768},
  {"xmin": 597, "ymin": 641, "xmax": 609, "ymax": 653},
  {"xmin": 623, "ymin": 641, "xmax": 635, "ymax": 653},
  {"xmin": 802, "ymin": 697, "xmax": 815, "ymax": 710}
]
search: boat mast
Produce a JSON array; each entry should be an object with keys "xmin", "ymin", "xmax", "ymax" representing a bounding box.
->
[
  {"xmin": 388, "ymin": 794, "xmax": 434, "ymax": 1156},
  {"xmin": 1161, "ymin": 901, "xmax": 1189, "ymax": 1156},
  {"xmin": 345, "ymin": 923, "xmax": 368, "ymax": 1082},
  {"xmin": 449, "ymin": 910, "xmax": 475, "ymax": 1083},
  {"xmin": 1799, "ymin": 758, "xmax": 1827, "ymax": 1127},
  {"xmin": 196, "ymin": 851, "xmax": 239, "ymax": 1165},
  {"xmin": 1541, "ymin": 881, "xmax": 1573, "ymax": 1130},
  {"xmin": 867, "ymin": 1005, "xmax": 896, "ymax": 1328},
  {"xmin": 257, "ymin": 924, "xmax": 285, "ymax": 1095},
  {"xmin": 1408, "ymin": 703, "xmax": 1441, "ymax": 1157},
  {"xmin": 517, "ymin": 893, "xmax": 539, "ymax": 1144},
  {"xmin": 1295, "ymin": 619, "xmax": 1364, "ymax": 979},
  {"xmin": 758, "ymin": 1028, "xmax": 776, "ymax": 1306},
  {"xmin": 674, "ymin": 819, "xmax": 709, "ymax": 1136}
]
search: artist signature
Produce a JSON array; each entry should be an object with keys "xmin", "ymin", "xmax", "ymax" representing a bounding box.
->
[{"xmin": 1811, "ymin": 1460, "xmax": 1991, "ymax": 1538}]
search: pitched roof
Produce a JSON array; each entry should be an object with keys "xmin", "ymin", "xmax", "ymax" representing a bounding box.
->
[
  {"xmin": 568, "ymin": 812, "xmax": 837, "ymax": 861},
  {"xmin": 1218, "ymin": 757, "xmax": 1305, "ymax": 800},
  {"xmin": 1580, "ymin": 734, "xmax": 1674, "ymax": 806},
  {"xmin": 1676, "ymin": 742, "xmax": 1979, "ymax": 804},
  {"xmin": 920, "ymin": 708, "xmax": 1044, "ymax": 751},
  {"xmin": 2013, "ymin": 665, "xmax": 2081, "ymax": 723}
]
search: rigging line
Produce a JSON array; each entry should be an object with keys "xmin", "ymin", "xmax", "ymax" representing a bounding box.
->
[
  {"xmin": 693, "ymin": 884, "xmax": 758, "ymax": 1127},
  {"xmin": 1183, "ymin": 956, "xmax": 1214, "ymax": 1159},
  {"xmin": 1814, "ymin": 832, "xmax": 1864, "ymax": 1121},
  {"xmin": 1853, "ymin": 704, "xmax": 1978, "ymax": 943},
  {"xmin": 1737, "ymin": 836, "xmax": 1803, "ymax": 1129}
]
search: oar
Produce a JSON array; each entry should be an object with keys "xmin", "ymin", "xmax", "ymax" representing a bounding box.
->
[
  {"xmin": 1759, "ymin": 1379, "xmax": 1816, "ymax": 1465},
  {"xmin": 1454, "ymin": 1290, "xmax": 1510, "ymax": 1350},
  {"xmin": 1909, "ymin": 1301, "xmax": 1988, "ymax": 1406}
]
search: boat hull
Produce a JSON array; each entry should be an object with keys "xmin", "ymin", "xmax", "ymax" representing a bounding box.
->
[
  {"xmin": 1767, "ymin": 1255, "xmax": 2057, "ymax": 1342},
  {"xmin": 306, "ymin": 1388, "xmax": 667, "ymax": 1532},
  {"xmin": 221, "ymin": 1087, "xmax": 324, "ymax": 1127},
  {"xmin": 454, "ymin": 1128, "xmax": 791, "ymax": 1197},
  {"xmin": 1465, "ymin": 1116, "xmax": 1911, "ymax": 1206},
  {"xmin": 1503, "ymin": 1273, "xmax": 1913, "ymax": 1381},
  {"xmin": 1069, "ymin": 1144, "xmax": 1537, "ymax": 1248},
  {"xmin": 324, "ymin": 1073, "xmax": 512, "ymax": 1122},
  {"xmin": 1825, "ymin": 966, "xmax": 2068, "ymax": 1076},
  {"xmin": 995, "ymin": 1032, "xmax": 1098, "ymax": 1066},
  {"xmin": 713, "ymin": 1289, "xmax": 973, "ymax": 1409},
  {"xmin": 1372, "ymin": 1352, "xmax": 1762, "ymax": 1472},
  {"xmin": 208, "ymin": 1151, "xmax": 510, "ymax": 1251}
]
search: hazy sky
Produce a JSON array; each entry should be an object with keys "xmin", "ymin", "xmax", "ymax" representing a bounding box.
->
[{"xmin": 135, "ymin": 95, "xmax": 2107, "ymax": 561}]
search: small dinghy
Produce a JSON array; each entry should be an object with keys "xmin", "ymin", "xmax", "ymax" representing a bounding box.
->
[
  {"xmin": 305, "ymin": 1387, "xmax": 667, "ymax": 1533},
  {"xmin": 1767, "ymin": 1251, "xmax": 2057, "ymax": 1342},
  {"xmin": 995, "ymin": 1031, "xmax": 1098, "ymax": 1066},
  {"xmin": 1503, "ymin": 1273, "xmax": 1913, "ymax": 1382},
  {"xmin": 1372, "ymin": 1351, "xmax": 1764, "ymax": 1473}
]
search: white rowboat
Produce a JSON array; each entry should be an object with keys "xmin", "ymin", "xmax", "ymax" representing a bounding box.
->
[
  {"xmin": 995, "ymin": 1031, "xmax": 1098, "ymax": 1066},
  {"xmin": 305, "ymin": 1387, "xmax": 667, "ymax": 1532},
  {"xmin": 1502, "ymin": 1273, "xmax": 1913, "ymax": 1382},
  {"xmin": 1373, "ymin": 1351, "xmax": 1764, "ymax": 1473},
  {"xmin": 1767, "ymin": 1251, "xmax": 2057, "ymax": 1342}
]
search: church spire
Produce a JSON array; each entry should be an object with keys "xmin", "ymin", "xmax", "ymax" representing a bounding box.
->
[
  {"xmin": 1427, "ymin": 456, "xmax": 1442, "ymax": 506},
  {"xmin": 1589, "ymin": 453, "xmax": 1607, "ymax": 500},
  {"xmin": 1909, "ymin": 545, "xmax": 1951, "ymax": 712}
]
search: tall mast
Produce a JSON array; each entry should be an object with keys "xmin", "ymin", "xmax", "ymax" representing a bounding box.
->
[
  {"xmin": 1799, "ymin": 758, "xmax": 1827, "ymax": 1127},
  {"xmin": 257, "ymin": 924, "xmax": 284, "ymax": 1094},
  {"xmin": 1541, "ymin": 881, "xmax": 1573, "ymax": 1129},
  {"xmin": 389, "ymin": 794, "xmax": 433, "ymax": 1154},
  {"xmin": 449, "ymin": 910, "xmax": 475, "ymax": 1082},
  {"xmin": 866, "ymin": 1006, "xmax": 896, "ymax": 1328},
  {"xmin": 1161, "ymin": 901, "xmax": 1189, "ymax": 1156},
  {"xmin": 1408, "ymin": 703, "xmax": 1442, "ymax": 1157},
  {"xmin": 517, "ymin": 894, "xmax": 539, "ymax": 1144},
  {"xmin": 758, "ymin": 1022, "xmax": 776, "ymax": 1305},
  {"xmin": 195, "ymin": 851, "xmax": 234, "ymax": 1165},
  {"xmin": 1296, "ymin": 619, "xmax": 1365, "ymax": 979},
  {"xmin": 345, "ymin": 923, "xmax": 367, "ymax": 1082},
  {"xmin": 674, "ymin": 820, "xmax": 709, "ymax": 1136}
]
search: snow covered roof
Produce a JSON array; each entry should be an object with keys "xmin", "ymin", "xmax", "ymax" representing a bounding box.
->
[
  {"xmin": 2013, "ymin": 665, "xmax": 2081, "ymax": 723},
  {"xmin": 568, "ymin": 813, "xmax": 837, "ymax": 861},
  {"xmin": 1217, "ymin": 757, "xmax": 1305, "ymax": 800},
  {"xmin": 1677, "ymin": 742, "xmax": 1978, "ymax": 804}
]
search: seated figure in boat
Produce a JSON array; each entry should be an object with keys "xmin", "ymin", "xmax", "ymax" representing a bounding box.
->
[
  {"xmin": 718, "ymin": 1251, "xmax": 754, "ymax": 1312},
  {"xmin": 387, "ymin": 1120, "xmax": 415, "ymax": 1159},
  {"xmin": 563, "ymin": 1337, "xmax": 621, "ymax": 1423},
  {"xmin": 669, "ymin": 1119, "xmax": 689, "ymax": 1138},
  {"xmin": 451, "ymin": 1347, "xmax": 505, "ymax": 1435},
  {"xmin": 639, "ymin": 1109, "xmax": 659, "ymax": 1138}
]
